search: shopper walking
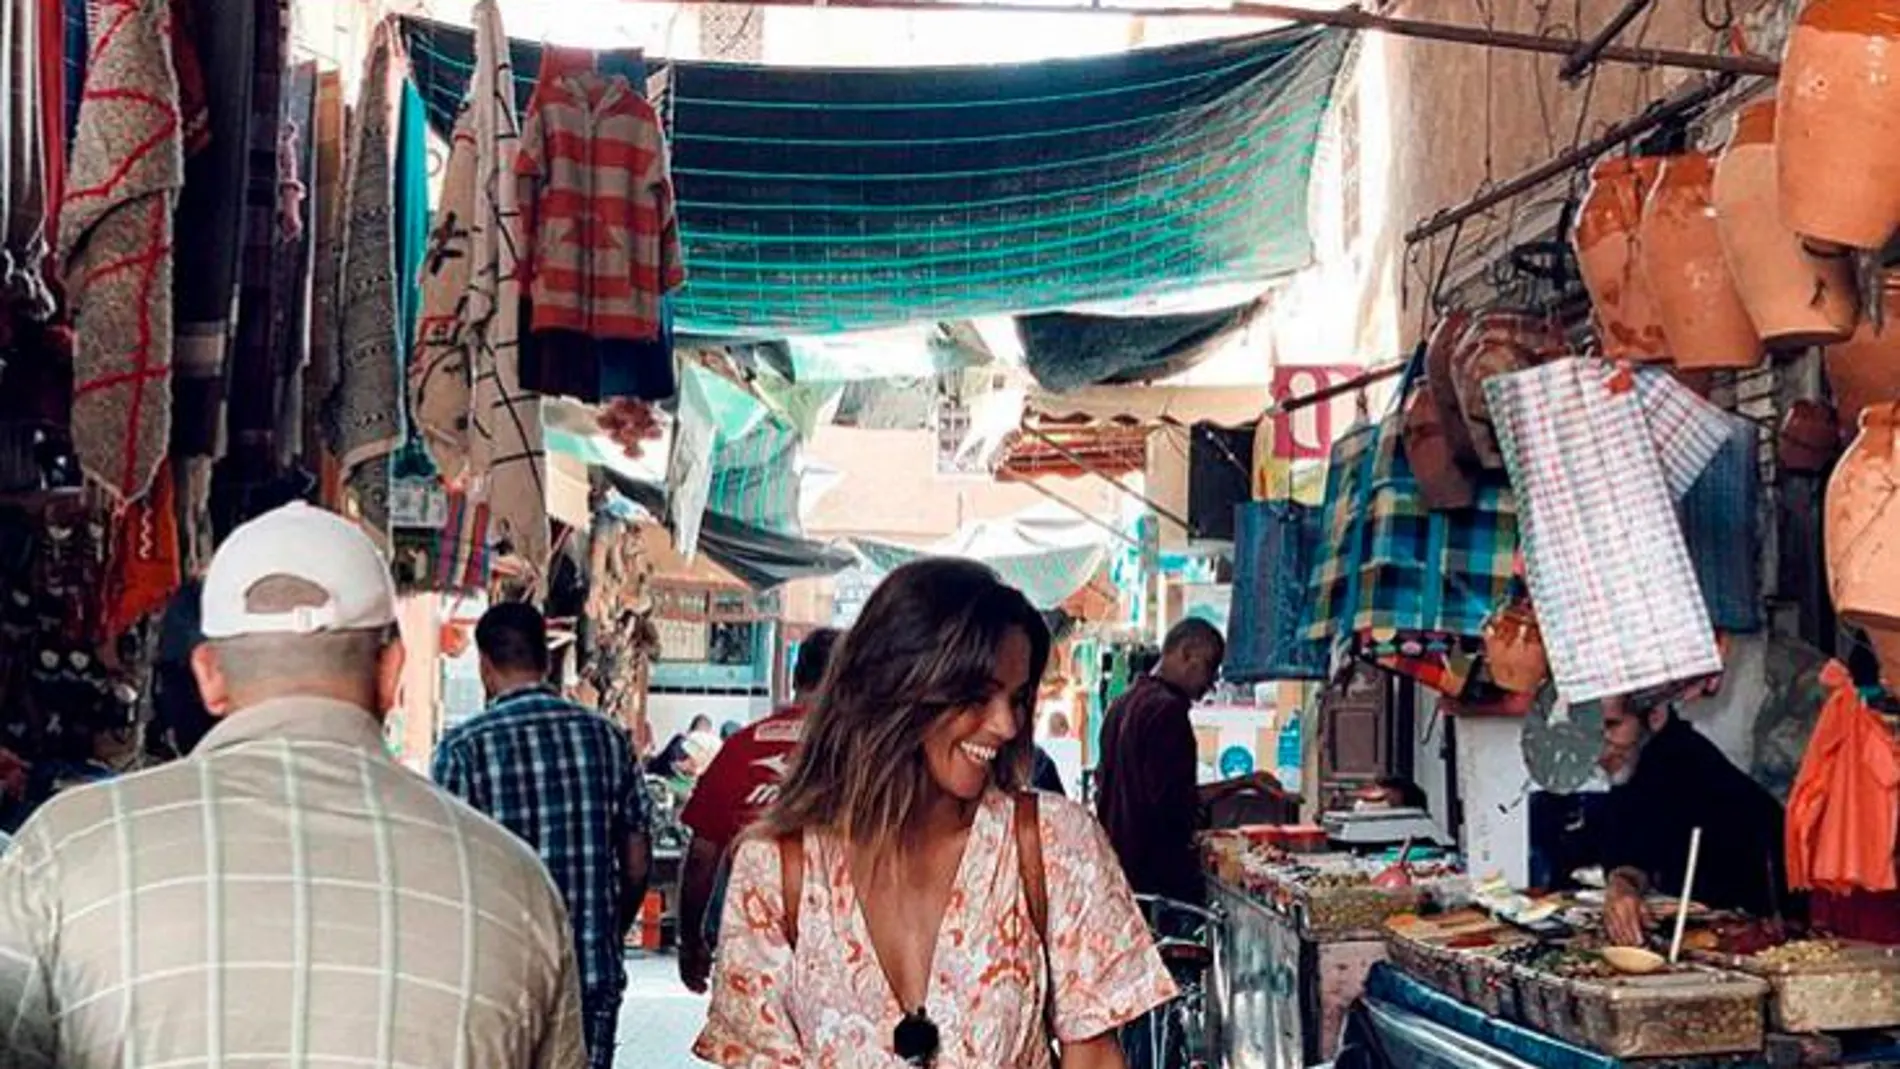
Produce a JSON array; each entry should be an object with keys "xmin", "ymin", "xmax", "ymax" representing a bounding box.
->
[
  {"xmin": 677, "ymin": 627, "xmax": 841, "ymax": 993},
  {"xmin": 432, "ymin": 601, "xmax": 650, "ymax": 1069},
  {"xmin": 696, "ymin": 559, "xmax": 1174, "ymax": 1067},
  {"xmin": 0, "ymin": 502, "xmax": 585, "ymax": 1068}
]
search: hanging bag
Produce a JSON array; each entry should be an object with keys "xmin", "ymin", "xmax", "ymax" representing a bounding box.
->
[{"xmin": 1227, "ymin": 487, "xmax": 1329, "ymax": 682}]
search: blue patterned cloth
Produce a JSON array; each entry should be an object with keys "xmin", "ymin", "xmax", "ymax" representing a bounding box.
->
[
  {"xmin": 432, "ymin": 685, "xmax": 645, "ymax": 1013},
  {"xmin": 1227, "ymin": 499, "xmax": 1328, "ymax": 682},
  {"xmin": 1679, "ymin": 414, "xmax": 1763, "ymax": 633}
]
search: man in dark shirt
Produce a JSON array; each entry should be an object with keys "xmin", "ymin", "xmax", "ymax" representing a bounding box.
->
[
  {"xmin": 1599, "ymin": 698, "xmax": 1788, "ymax": 946},
  {"xmin": 1096, "ymin": 619, "xmax": 1283, "ymax": 905}
]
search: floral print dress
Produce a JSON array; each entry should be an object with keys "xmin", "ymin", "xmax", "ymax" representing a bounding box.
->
[{"xmin": 694, "ymin": 789, "xmax": 1176, "ymax": 1067}]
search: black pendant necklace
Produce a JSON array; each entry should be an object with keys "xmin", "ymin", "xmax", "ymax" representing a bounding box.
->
[{"xmin": 893, "ymin": 1006, "xmax": 941, "ymax": 1066}]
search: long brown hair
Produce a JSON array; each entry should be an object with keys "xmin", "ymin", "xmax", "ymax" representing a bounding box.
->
[{"xmin": 758, "ymin": 558, "xmax": 1050, "ymax": 855}]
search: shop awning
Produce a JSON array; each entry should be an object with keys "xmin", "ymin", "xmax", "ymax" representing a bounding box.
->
[
  {"xmin": 852, "ymin": 505, "xmax": 1113, "ymax": 609},
  {"xmin": 400, "ymin": 17, "xmax": 1350, "ymax": 337}
]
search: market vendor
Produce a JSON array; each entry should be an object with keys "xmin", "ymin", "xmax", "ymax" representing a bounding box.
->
[{"xmin": 1598, "ymin": 697, "xmax": 1789, "ymax": 946}]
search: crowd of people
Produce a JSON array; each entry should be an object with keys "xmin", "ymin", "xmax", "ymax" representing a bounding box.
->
[{"xmin": 0, "ymin": 504, "xmax": 1257, "ymax": 1068}]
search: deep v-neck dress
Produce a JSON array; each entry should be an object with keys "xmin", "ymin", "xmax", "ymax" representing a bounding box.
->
[{"xmin": 695, "ymin": 789, "xmax": 1175, "ymax": 1068}]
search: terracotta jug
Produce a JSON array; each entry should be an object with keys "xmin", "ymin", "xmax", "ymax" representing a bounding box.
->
[
  {"xmin": 1826, "ymin": 276, "xmax": 1900, "ymax": 441},
  {"xmin": 1574, "ymin": 156, "xmax": 1670, "ymax": 362},
  {"xmin": 1483, "ymin": 599, "xmax": 1549, "ymax": 694},
  {"xmin": 1780, "ymin": 399, "xmax": 1843, "ymax": 473},
  {"xmin": 1425, "ymin": 311, "xmax": 1479, "ymax": 466},
  {"xmin": 1640, "ymin": 153, "xmax": 1766, "ymax": 370},
  {"xmin": 1826, "ymin": 401, "xmax": 1900, "ymax": 685},
  {"xmin": 1452, "ymin": 310, "xmax": 1565, "ymax": 469},
  {"xmin": 1714, "ymin": 98, "xmax": 1859, "ymax": 348},
  {"xmin": 1778, "ymin": 0, "xmax": 1900, "ymax": 252},
  {"xmin": 1403, "ymin": 381, "xmax": 1476, "ymax": 510}
]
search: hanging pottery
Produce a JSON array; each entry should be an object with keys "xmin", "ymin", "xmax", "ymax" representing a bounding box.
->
[
  {"xmin": 1403, "ymin": 381, "xmax": 1476, "ymax": 510},
  {"xmin": 1425, "ymin": 310, "xmax": 1479, "ymax": 466},
  {"xmin": 1640, "ymin": 153, "xmax": 1766, "ymax": 370},
  {"xmin": 1778, "ymin": 0, "xmax": 1900, "ymax": 252},
  {"xmin": 1826, "ymin": 275, "xmax": 1900, "ymax": 441},
  {"xmin": 1574, "ymin": 156, "xmax": 1670, "ymax": 362},
  {"xmin": 1451, "ymin": 310, "xmax": 1565, "ymax": 469},
  {"xmin": 1483, "ymin": 599, "xmax": 1549, "ymax": 694},
  {"xmin": 1780, "ymin": 399, "xmax": 1843, "ymax": 473},
  {"xmin": 1826, "ymin": 401, "xmax": 1900, "ymax": 685},
  {"xmin": 1714, "ymin": 97, "xmax": 1858, "ymax": 348}
]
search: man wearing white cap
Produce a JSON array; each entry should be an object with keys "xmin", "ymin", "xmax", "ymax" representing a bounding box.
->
[{"xmin": 0, "ymin": 503, "xmax": 587, "ymax": 1068}]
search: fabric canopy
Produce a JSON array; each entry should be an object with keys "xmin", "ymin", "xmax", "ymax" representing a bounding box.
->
[
  {"xmin": 400, "ymin": 17, "xmax": 1350, "ymax": 337},
  {"xmin": 852, "ymin": 505, "xmax": 1113, "ymax": 610},
  {"xmin": 606, "ymin": 473, "xmax": 856, "ymax": 590}
]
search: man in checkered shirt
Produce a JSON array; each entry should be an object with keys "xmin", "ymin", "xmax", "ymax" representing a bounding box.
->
[
  {"xmin": 0, "ymin": 502, "xmax": 587, "ymax": 1068},
  {"xmin": 433, "ymin": 602, "xmax": 650, "ymax": 1069}
]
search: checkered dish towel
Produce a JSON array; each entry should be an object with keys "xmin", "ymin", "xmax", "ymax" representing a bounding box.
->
[{"xmin": 1484, "ymin": 360, "xmax": 1728, "ymax": 704}]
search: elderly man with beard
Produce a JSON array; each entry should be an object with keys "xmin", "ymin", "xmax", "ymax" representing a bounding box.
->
[{"xmin": 1599, "ymin": 697, "xmax": 1789, "ymax": 946}]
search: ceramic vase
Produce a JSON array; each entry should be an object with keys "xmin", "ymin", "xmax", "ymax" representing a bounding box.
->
[
  {"xmin": 1452, "ymin": 311, "xmax": 1565, "ymax": 470},
  {"xmin": 1425, "ymin": 311, "xmax": 1479, "ymax": 467},
  {"xmin": 1714, "ymin": 98, "xmax": 1859, "ymax": 348},
  {"xmin": 1640, "ymin": 153, "xmax": 1765, "ymax": 370},
  {"xmin": 1825, "ymin": 276, "xmax": 1900, "ymax": 441},
  {"xmin": 1780, "ymin": 399, "xmax": 1843, "ymax": 473},
  {"xmin": 1403, "ymin": 381, "xmax": 1476, "ymax": 511},
  {"xmin": 1574, "ymin": 156, "xmax": 1670, "ymax": 362},
  {"xmin": 1778, "ymin": 0, "xmax": 1900, "ymax": 251},
  {"xmin": 1826, "ymin": 401, "xmax": 1900, "ymax": 684},
  {"xmin": 1483, "ymin": 600, "xmax": 1549, "ymax": 694}
]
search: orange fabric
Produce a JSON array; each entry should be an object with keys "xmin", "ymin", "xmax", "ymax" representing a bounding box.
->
[
  {"xmin": 1786, "ymin": 661, "xmax": 1900, "ymax": 893},
  {"xmin": 102, "ymin": 458, "xmax": 182, "ymax": 642}
]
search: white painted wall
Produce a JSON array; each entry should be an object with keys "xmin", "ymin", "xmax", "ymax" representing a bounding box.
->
[{"xmin": 1455, "ymin": 715, "xmax": 1532, "ymax": 887}]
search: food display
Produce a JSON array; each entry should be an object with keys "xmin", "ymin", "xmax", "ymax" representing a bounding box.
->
[
  {"xmin": 1201, "ymin": 829, "xmax": 1466, "ymax": 941},
  {"xmin": 1690, "ymin": 938, "xmax": 1900, "ymax": 1033}
]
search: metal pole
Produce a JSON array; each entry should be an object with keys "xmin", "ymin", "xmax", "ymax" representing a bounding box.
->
[
  {"xmin": 1020, "ymin": 424, "xmax": 1195, "ymax": 535},
  {"xmin": 1559, "ymin": 0, "xmax": 1657, "ymax": 82},
  {"xmin": 1405, "ymin": 74, "xmax": 1738, "ymax": 246},
  {"xmin": 682, "ymin": 0, "xmax": 1778, "ymax": 76},
  {"xmin": 1265, "ymin": 359, "xmax": 1407, "ymax": 416}
]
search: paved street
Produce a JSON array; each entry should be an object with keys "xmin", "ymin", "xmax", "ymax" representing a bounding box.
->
[{"xmin": 615, "ymin": 951, "xmax": 709, "ymax": 1068}]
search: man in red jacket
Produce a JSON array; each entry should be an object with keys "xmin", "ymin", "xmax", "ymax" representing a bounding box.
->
[{"xmin": 676, "ymin": 628, "xmax": 840, "ymax": 992}]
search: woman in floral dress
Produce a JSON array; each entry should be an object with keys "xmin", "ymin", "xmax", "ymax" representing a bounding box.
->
[{"xmin": 695, "ymin": 558, "xmax": 1174, "ymax": 1067}]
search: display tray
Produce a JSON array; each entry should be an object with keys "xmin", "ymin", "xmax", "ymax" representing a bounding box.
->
[
  {"xmin": 1458, "ymin": 948, "xmax": 1526, "ymax": 1021},
  {"xmin": 1385, "ymin": 929, "xmax": 1466, "ymax": 1000},
  {"xmin": 1299, "ymin": 884, "xmax": 1426, "ymax": 942},
  {"xmin": 1688, "ymin": 941, "xmax": 1900, "ymax": 1034},
  {"xmin": 1525, "ymin": 966, "xmax": 1768, "ymax": 1059}
]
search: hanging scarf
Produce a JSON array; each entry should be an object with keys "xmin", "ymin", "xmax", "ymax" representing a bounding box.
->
[
  {"xmin": 303, "ymin": 68, "xmax": 345, "ymax": 476},
  {"xmin": 3, "ymin": 0, "xmax": 53, "ymax": 318},
  {"xmin": 59, "ymin": 0, "xmax": 183, "ymax": 503},
  {"xmin": 326, "ymin": 19, "xmax": 404, "ymax": 549},
  {"xmin": 412, "ymin": 0, "xmax": 548, "ymax": 589}
]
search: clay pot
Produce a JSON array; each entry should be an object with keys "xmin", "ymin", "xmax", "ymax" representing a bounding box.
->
[
  {"xmin": 1452, "ymin": 311, "xmax": 1566, "ymax": 469},
  {"xmin": 1826, "ymin": 402, "xmax": 1900, "ymax": 683},
  {"xmin": 1574, "ymin": 156, "xmax": 1670, "ymax": 362},
  {"xmin": 1404, "ymin": 381, "xmax": 1476, "ymax": 510},
  {"xmin": 1425, "ymin": 311, "xmax": 1478, "ymax": 466},
  {"xmin": 1640, "ymin": 153, "xmax": 1766, "ymax": 370},
  {"xmin": 1483, "ymin": 599, "xmax": 1549, "ymax": 694},
  {"xmin": 1826, "ymin": 276, "xmax": 1900, "ymax": 441},
  {"xmin": 1778, "ymin": 0, "xmax": 1900, "ymax": 252},
  {"xmin": 1781, "ymin": 399, "xmax": 1843, "ymax": 473},
  {"xmin": 1714, "ymin": 98, "xmax": 1859, "ymax": 348}
]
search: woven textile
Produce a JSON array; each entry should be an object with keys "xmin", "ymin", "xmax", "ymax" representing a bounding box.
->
[
  {"xmin": 59, "ymin": 0, "xmax": 182, "ymax": 502},
  {"xmin": 223, "ymin": 0, "xmax": 287, "ymax": 470},
  {"xmin": 1302, "ymin": 418, "xmax": 1377, "ymax": 650},
  {"xmin": 1227, "ymin": 499, "xmax": 1327, "ymax": 682},
  {"xmin": 1485, "ymin": 359, "xmax": 1725, "ymax": 703},
  {"xmin": 1680, "ymin": 413, "xmax": 1763, "ymax": 633},
  {"xmin": 303, "ymin": 69, "xmax": 344, "ymax": 469},
  {"xmin": 2, "ymin": 0, "xmax": 52, "ymax": 319}
]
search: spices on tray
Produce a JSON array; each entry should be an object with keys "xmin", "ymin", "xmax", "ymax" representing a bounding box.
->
[{"xmin": 1751, "ymin": 940, "xmax": 1841, "ymax": 967}]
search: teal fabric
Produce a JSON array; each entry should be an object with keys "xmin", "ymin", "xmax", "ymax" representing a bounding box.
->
[
  {"xmin": 854, "ymin": 538, "xmax": 1107, "ymax": 611},
  {"xmin": 393, "ymin": 79, "xmax": 436, "ymax": 478}
]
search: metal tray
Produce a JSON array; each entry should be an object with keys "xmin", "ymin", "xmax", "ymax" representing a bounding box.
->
[
  {"xmin": 1689, "ymin": 942, "xmax": 1900, "ymax": 1033},
  {"xmin": 1459, "ymin": 950, "xmax": 1526, "ymax": 1021},
  {"xmin": 1384, "ymin": 929, "xmax": 1466, "ymax": 1000},
  {"xmin": 1554, "ymin": 967, "xmax": 1768, "ymax": 1059}
]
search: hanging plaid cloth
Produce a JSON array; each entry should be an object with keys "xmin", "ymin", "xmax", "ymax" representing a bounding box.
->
[
  {"xmin": 1302, "ymin": 417, "xmax": 1377, "ymax": 653},
  {"xmin": 1227, "ymin": 498, "xmax": 1327, "ymax": 682},
  {"xmin": 1485, "ymin": 359, "xmax": 1727, "ymax": 704},
  {"xmin": 1680, "ymin": 413, "xmax": 1763, "ymax": 634}
]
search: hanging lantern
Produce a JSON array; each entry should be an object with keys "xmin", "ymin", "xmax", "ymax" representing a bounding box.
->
[
  {"xmin": 1826, "ymin": 401, "xmax": 1900, "ymax": 686},
  {"xmin": 1573, "ymin": 156, "xmax": 1670, "ymax": 362},
  {"xmin": 1713, "ymin": 97, "xmax": 1858, "ymax": 348},
  {"xmin": 1826, "ymin": 275, "xmax": 1900, "ymax": 442},
  {"xmin": 1639, "ymin": 153, "xmax": 1765, "ymax": 370},
  {"xmin": 1778, "ymin": 0, "xmax": 1900, "ymax": 252}
]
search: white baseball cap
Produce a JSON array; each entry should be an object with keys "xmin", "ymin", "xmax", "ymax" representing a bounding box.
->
[{"xmin": 200, "ymin": 502, "xmax": 399, "ymax": 639}]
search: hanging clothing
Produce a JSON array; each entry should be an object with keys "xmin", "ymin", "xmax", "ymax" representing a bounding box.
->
[
  {"xmin": 269, "ymin": 61, "xmax": 318, "ymax": 472},
  {"xmin": 302, "ymin": 68, "xmax": 344, "ymax": 476},
  {"xmin": 326, "ymin": 20, "xmax": 405, "ymax": 549},
  {"xmin": 515, "ymin": 69, "xmax": 682, "ymax": 345},
  {"xmin": 1786, "ymin": 661, "xmax": 1900, "ymax": 894},
  {"xmin": 36, "ymin": 0, "xmax": 62, "ymax": 230},
  {"xmin": 101, "ymin": 457, "xmax": 181, "ymax": 641},
  {"xmin": 59, "ymin": 0, "xmax": 183, "ymax": 502},
  {"xmin": 3, "ymin": 0, "xmax": 53, "ymax": 319},
  {"xmin": 1483, "ymin": 360, "xmax": 1728, "ymax": 704},
  {"xmin": 168, "ymin": 0, "xmax": 207, "ymax": 155},
  {"xmin": 410, "ymin": 0, "xmax": 548, "ymax": 588}
]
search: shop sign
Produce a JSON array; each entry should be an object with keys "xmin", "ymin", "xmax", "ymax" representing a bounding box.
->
[{"xmin": 1267, "ymin": 365, "xmax": 1364, "ymax": 461}]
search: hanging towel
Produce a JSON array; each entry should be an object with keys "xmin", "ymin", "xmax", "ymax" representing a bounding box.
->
[
  {"xmin": 326, "ymin": 19, "xmax": 405, "ymax": 549},
  {"xmin": 1679, "ymin": 413, "xmax": 1763, "ymax": 634},
  {"xmin": 1786, "ymin": 661, "xmax": 1900, "ymax": 893},
  {"xmin": 59, "ymin": 0, "xmax": 183, "ymax": 502},
  {"xmin": 1485, "ymin": 359, "xmax": 1727, "ymax": 703}
]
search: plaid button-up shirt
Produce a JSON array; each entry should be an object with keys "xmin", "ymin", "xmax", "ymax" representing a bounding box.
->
[
  {"xmin": 0, "ymin": 697, "xmax": 586, "ymax": 1069},
  {"xmin": 432, "ymin": 685, "xmax": 645, "ymax": 1008}
]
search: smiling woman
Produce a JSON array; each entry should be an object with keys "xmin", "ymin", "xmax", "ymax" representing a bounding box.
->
[{"xmin": 696, "ymin": 558, "xmax": 1175, "ymax": 1068}]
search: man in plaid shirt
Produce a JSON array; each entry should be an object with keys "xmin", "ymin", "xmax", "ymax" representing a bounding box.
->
[{"xmin": 434, "ymin": 603, "xmax": 650, "ymax": 1069}]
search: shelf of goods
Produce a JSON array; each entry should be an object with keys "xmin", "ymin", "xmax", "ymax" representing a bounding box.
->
[
  {"xmin": 1386, "ymin": 913, "xmax": 1769, "ymax": 1060},
  {"xmin": 1201, "ymin": 829, "xmax": 1467, "ymax": 1069}
]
